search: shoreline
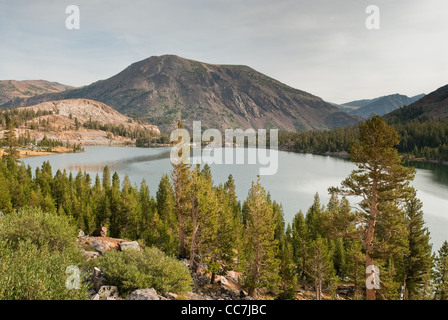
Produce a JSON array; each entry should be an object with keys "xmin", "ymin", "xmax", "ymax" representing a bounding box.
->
[{"xmin": 278, "ymin": 145, "xmax": 448, "ymax": 167}]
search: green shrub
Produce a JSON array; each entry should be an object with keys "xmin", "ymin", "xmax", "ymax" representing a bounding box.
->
[
  {"xmin": 0, "ymin": 240, "xmax": 88, "ymax": 300},
  {"xmin": 0, "ymin": 206, "xmax": 77, "ymax": 252},
  {"xmin": 98, "ymin": 247, "xmax": 193, "ymax": 295},
  {"xmin": 0, "ymin": 207, "xmax": 88, "ymax": 300}
]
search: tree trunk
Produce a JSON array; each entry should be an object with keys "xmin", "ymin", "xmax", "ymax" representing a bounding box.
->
[
  {"xmin": 365, "ymin": 179, "xmax": 378, "ymax": 300},
  {"xmin": 366, "ymin": 252, "xmax": 377, "ymax": 300},
  {"xmin": 178, "ymin": 212, "xmax": 187, "ymax": 258}
]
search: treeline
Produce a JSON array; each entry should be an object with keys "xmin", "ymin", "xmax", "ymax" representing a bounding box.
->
[
  {"xmin": 0, "ymin": 108, "xmax": 54, "ymax": 128},
  {"xmin": 0, "ymin": 156, "xmax": 447, "ymax": 299},
  {"xmin": 279, "ymin": 117, "xmax": 448, "ymax": 162}
]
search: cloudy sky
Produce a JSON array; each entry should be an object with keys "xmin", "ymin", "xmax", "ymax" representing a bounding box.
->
[{"xmin": 0, "ymin": 0, "xmax": 447, "ymax": 103}]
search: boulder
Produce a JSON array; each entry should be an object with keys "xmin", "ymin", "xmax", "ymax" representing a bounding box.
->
[
  {"xmin": 98, "ymin": 286, "xmax": 119, "ymax": 299},
  {"xmin": 126, "ymin": 288, "xmax": 160, "ymax": 300},
  {"xmin": 119, "ymin": 241, "xmax": 141, "ymax": 251}
]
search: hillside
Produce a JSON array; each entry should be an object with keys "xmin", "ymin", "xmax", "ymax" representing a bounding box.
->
[
  {"xmin": 1, "ymin": 55, "xmax": 359, "ymax": 132},
  {"xmin": 0, "ymin": 99, "xmax": 159, "ymax": 146},
  {"xmin": 0, "ymin": 80, "xmax": 73, "ymax": 105},
  {"xmin": 343, "ymin": 93, "xmax": 425, "ymax": 119},
  {"xmin": 385, "ymin": 84, "xmax": 448, "ymax": 123},
  {"xmin": 280, "ymin": 84, "xmax": 448, "ymax": 163}
]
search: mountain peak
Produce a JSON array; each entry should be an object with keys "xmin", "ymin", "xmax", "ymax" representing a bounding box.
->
[{"xmin": 1, "ymin": 56, "xmax": 360, "ymax": 132}]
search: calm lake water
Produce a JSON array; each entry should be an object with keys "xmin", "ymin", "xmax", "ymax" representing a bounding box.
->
[{"xmin": 22, "ymin": 146, "xmax": 448, "ymax": 251}]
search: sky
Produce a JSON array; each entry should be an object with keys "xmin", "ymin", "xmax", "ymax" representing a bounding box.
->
[{"xmin": 0, "ymin": 0, "xmax": 447, "ymax": 104}]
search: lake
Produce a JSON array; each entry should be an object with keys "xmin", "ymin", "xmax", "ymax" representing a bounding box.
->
[{"xmin": 22, "ymin": 146, "xmax": 448, "ymax": 251}]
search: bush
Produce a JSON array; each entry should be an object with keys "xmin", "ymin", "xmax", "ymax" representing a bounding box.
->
[
  {"xmin": 98, "ymin": 247, "xmax": 193, "ymax": 295},
  {"xmin": 0, "ymin": 207, "xmax": 88, "ymax": 300},
  {"xmin": 0, "ymin": 206, "xmax": 77, "ymax": 252},
  {"xmin": 0, "ymin": 240, "xmax": 88, "ymax": 300}
]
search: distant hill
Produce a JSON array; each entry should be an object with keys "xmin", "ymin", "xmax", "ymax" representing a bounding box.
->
[
  {"xmin": 0, "ymin": 80, "xmax": 73, "ymax": 106},
  {"xmin": 1, "ymin": 99, "xmax": 159, "ymax": 146},
  {"xmin": 342, "ymin": 94, "xmax": 425, "ymax": 119},
  {"xmin": 385, "ymin": 84, "xmax": 448, "ymax": 123},
  {"xmin": 1, "ymin": 55, "xmax": 359, "ymax": 132}
]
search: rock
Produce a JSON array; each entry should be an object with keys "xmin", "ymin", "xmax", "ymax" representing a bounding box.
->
[
  {"xmin": 79, "ymin": 236, "xmax": 122, "ymax": 255},
  {"xmin": 83, "ymin": 250, "xmax": 100, "ymax": 260},
  {"xmin": 126, "ymin": 288, "xmax": 160, "ymax": 300},
  {"xmin": 78, "ymin": 230, "xmax": 85, "ymax": 237},
  {"xmin": 243, "ymin": 296, "xmax": 254, "ymax": 300},
  {"xmin": 0, "ymin": 211, "xmax": 4, "ymax": 218},
  {"xmin": 91, "ymin": 240, "xmax": 108, "ymax": 255},
  {"xmin": 185, "ymin": 292, "xmax": 206, "ymax": 300},
  {"xmin": 91, "ymin": 226, "xmax": 107, "ymax": 237},
  {"xmin": 98, "ymin": 286, "xmax": 119, "ymax": 299},
  {"xmin": 92, "ymin": 294, "xmax": 100, "ymax": 300},
  {"xmin": 166, "ymin": 292, "xmax": 178, "ymax": 300},
  {"xmin": 218, "ymin": 277, "xmax": 228, "ymax": 286},
  {"xmin": 119, "ymin": 241, "xmax": 141, "ymax": 251},
  {"xmin": 337, "ymin": 285, "xmax": 355, "ymax": 297}
]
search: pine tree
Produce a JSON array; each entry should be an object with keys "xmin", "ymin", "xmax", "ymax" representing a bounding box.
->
[
  {"xmin": 171, "ymin": 122, "xmax": 192, "ymax": 258},
  {"xmin": 329, "ymin": 115, "xmax": 416, "ymax": 300},
  {"xmin": 434, "ymin": 241, "xmax": 448, "ymax": 300},
  {"xmin": 306, "ymin": 236, "xmax": 335, "ymax": 300},
  {"xmin": 1, "ymin": 120, "xmax": 19, "ymax": 162},
  {"xmin": 404, "ymin": 189, "xmax": 433, "ymax": 300},
  {"xmin": 291, "ymin": 210, "xmax": 308, "ymax": 280},
  {"xmin": 0, "ymin": 166, "xmax": 12, "ymax": 213},
  {"xmin": 188, "ymin": 164, "xmax": 218, "ymax": 273},
  {"xmin": 211, "ymin": 184, "xmax": 239, "ymax": 283},
  {"xmin": 241, "ymin": 177, "xmax": 280, "ymax": 297},
  {"xmin": 277, "ymin": 226, "xmax": 296, "ymax": 299},
  {"xmin": 306, "ymin": 193, "xmax": 324, "ymax": 240},
  {"xmin": 155, "ymin": 174, "xmax": 178, "ymax": 256},
  {"xmin": 109, "ymin": 172, "xmax": 121, "ymax": 238},
  {"xmin": 120, "ymin": 174, "xmax": 141, "ymax": 239}
]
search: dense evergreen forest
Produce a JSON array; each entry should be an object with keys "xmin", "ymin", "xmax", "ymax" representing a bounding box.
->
[
  {"xmin": 279, "ymin": 117, "xmax": 448, "ymax": 163},
  {"xmin": 1, "ymin": 116, "xmax": 447, "ymax": 300}
]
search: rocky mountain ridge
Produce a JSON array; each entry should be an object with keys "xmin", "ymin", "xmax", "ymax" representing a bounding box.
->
[
  {"xmin": 1, "ymin": 55, "xmax": 360, "ymax": 132},
  {"xmin": 0, "ymin": 80, "xmax": 73, "ymax": 105}
]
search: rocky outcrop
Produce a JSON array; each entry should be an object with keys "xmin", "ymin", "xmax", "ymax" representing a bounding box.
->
[{"xmin": 77, "ymin": 232, "xmax": 141, "ymax": 257}]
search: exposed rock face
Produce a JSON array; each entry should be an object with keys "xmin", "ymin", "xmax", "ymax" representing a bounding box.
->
[
  {"xmin": 1, "ymin": 99, "xmax": 160, "ymax": 146},
  {"xmin": 1, "ymin": 55, "xmax": 359, "ymax": 132}
]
